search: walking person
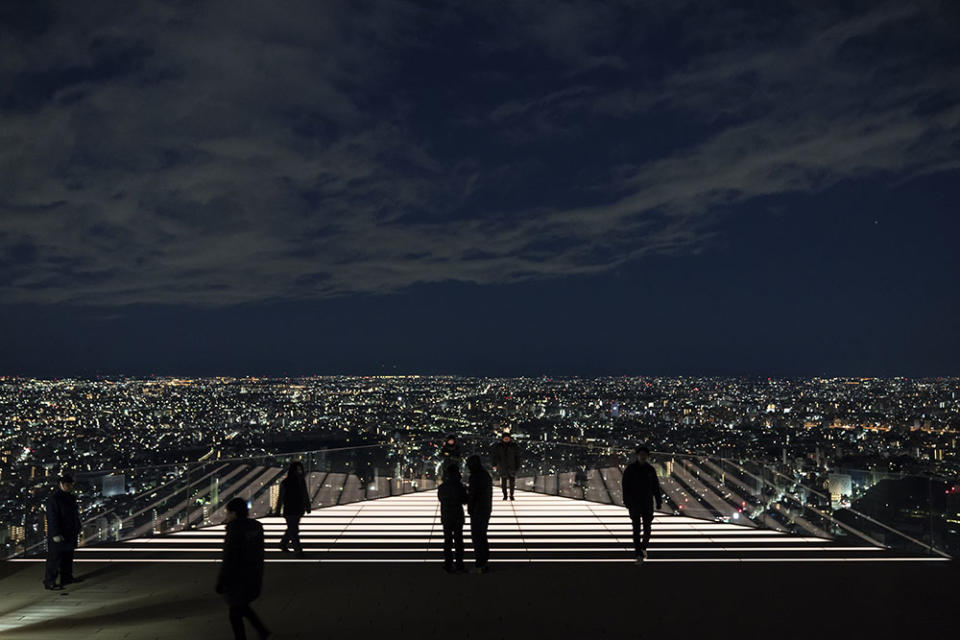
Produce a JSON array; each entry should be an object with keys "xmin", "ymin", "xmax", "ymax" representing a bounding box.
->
[
  {"xmin": 43, "ymin": 473, "xmax": 82, "ymax": 590},
  {"xmin": 621, "ymin": 445, "xmax": 663, "ymax": 564},
  {"xmin": 492, "ymin": 432, "xmax": 521, "ymax": 500},
  {"xmin": 466, "ymin": 455, "xmax": 492, "ymax": 573},
  {"xmin": 275, "ymin": 461, "xmax": 310, "ymax": 558},
  {"xmin": 216, "ymin": 497, "xmax": 271, "ymax": 640},
  {"xmin": 437, "ymin": 463, "xmax": 468, "ymax": 573}
]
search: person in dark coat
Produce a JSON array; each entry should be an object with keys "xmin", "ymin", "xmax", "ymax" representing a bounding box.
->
[
  {"xmin": 492, "ymin": 433, "xmax": 521, "ymax": 500},
  {"xmin": 275, "ymin": 461, "xmax": 310, "ymax": 557},
  {"xmin": 621, "ymin": 445, "xmax": 663, "ymax": 564},
  {"xmin": 216, "ymin": 497, "xmax": 270, "ymax": 640},
  {"xmin": 43, "ymin": 473, "xmax": 82, "ymax": 590},
  {"xmin": 437, "ymin": 463, "xmax": 468, "ymax": 573},
  {"xmin": 440, "ymin": 435, "xmax": 461, "ymax": 466},
  {"xmin": 466, "ymin": 455, "xmax": 493, "ymax": 572}
]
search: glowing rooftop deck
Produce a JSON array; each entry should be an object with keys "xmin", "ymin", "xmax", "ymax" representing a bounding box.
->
[{"xmin": 14, "ymin": 490, "xmax": 946, "ymax": 564}]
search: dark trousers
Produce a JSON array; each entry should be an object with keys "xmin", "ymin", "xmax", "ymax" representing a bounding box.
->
[
  {"xmin": 280, "ymin": 514, "xmax": 303, "ymax": 553},
  {"xmin": 470, "ymin": 512, "xmax": 490, "ymax": 567},
  {"xmin": 442, "ymin": 519, "xmax": 465, "ymax": 567},
  {"xmin": 500, "ymin": 475, "xmax": 516, "ymax": 498},
  {"xmin": 628, "ymin": 507, "xmax": 654, "ymax": 555},
  {"xmin": 228, "ymin": 603, "xmax": 269, "ymax": 640},
  {"xmin": 44, "ymin": 540, "xmax": 74, "ymax": 586}
]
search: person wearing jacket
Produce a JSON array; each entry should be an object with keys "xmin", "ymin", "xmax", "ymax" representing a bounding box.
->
[
  {"xmin": 275, "ymin": 461, "xmax": 310, "ymax": 557},
  {"xmin": 466, "ymin": 455, "xmax": 493, "ymax": 572},
  {"xmin": 43, "ymin": 473, "xmax": 82, "ymax": 590},
  {"xmin": 621, "ymin": 445, "xmax": 663, "ymax": 564},
  {"xmin": 492, "ymin": 433, "xmax": 521, "ymax": 500},
  {"xmin": 216, "ymin": 497, "xmax": 270, "ymax": 640},
  {"xmin": 437, "ymin": 463, "xmax": 468, "ymax": 573}
]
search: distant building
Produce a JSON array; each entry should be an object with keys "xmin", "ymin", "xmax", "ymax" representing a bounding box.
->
[
  {"xmin": 102, "ymin": 473, "xmax": 126, "ymax": 497},
  {"xmin": 829, "ymin": 473, "xmax": 853, "ymax": 509}
]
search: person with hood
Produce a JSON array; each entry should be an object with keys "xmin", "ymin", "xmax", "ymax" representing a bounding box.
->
[
  {"xmin": 437, "ymin": 463, "xmax": 468, "ymax": 573},
  {"xmin": 275, "ymin": 460, "xmax": 310, "ymax": 557},
  {"xmin": 621, "ymin": 445, "xmax": 663, "ymax": 564},
  {"xmin": 492, "ymin": 432, "xmax": 521, "ymax": 500},
  {"xmin": 43, "ymin": 473, "xmax": 82, "ymax": 590},
  {"xmin": 216, "ymin": 497, "xmax": 271, "ymax": 640},
  {"xmin": 466, "ymin": 455, "xmax": 493, "ymax": 572}
]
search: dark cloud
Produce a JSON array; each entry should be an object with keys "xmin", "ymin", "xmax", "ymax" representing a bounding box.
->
[{"xmin": 0, "ymin": 0, "xmax": 958, "ymax": 307}]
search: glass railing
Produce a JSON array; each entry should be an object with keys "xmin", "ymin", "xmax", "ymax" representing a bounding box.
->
[
  {"xmin": 510, "ymin": 443, "xmax": 953, "ymax": 558},
  {"xmin": 2, "ymin": 437, "xmax": 954, "ymax": 559}
]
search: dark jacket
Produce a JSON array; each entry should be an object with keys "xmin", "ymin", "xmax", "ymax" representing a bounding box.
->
[
  {"xmin": 492, "ymin": 440, "xmax": 521, "ymax": 475},
  {"xmin": 440, "ymin": 440, "xmax": 461, "ymax": 461},
  {"xmin": 45, "ymin": 488, "xmax": 81, "ymax": 546},
  {"xmin": 622, "ymin": 461, "xmax": 663, "ymax": 511},
  {"xmin": 438, "ymin": 476, "xmax": 468, "ymax": 524},
  {"xmin": 467, "ymin": 467, "xmax": 493, "ymax": 518},
  {"xmin": 216, "ymin": 518, "xmax": 265, "ymax": 606},
  {"xmin": 276, "ymin": 475, "xmax": 310, "ymax": 517}
]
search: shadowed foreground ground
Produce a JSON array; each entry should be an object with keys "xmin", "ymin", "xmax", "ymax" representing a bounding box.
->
[{"xmin": 0, "ymin": 560, "xmax": 957, "ymax": 639}]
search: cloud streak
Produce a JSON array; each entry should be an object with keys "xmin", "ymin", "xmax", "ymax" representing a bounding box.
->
[{"xmin": 0, "ymin": 0, "xmax": 957, "ymax": 306}]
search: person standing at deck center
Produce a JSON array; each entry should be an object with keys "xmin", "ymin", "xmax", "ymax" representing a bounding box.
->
[
  {"xmin": 275, "ymin": 461, "xmax": 310, "ymax": 558},
  {"xmin": 438, "ymin": 463, "xmax": 468, "ymax": 573},
  {"xmin": 621, "ymin": 445, "xmax": 662, "ymax": 564},
  {"xmin": 492, "ymin": 432, "xmax": 520, "ymax": 500},
  {"xmin": 466, "ymin": 455, "xmax": 493, "ymax": 572}
]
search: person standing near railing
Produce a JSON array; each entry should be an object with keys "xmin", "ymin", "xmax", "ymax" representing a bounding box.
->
[
  {"xmin": 275, "ymin": 461, "xmax": 310, "ymax": 558},
  {"xmin": 621, "ymin": 445, "xmax": 662, "ymax": 564},
  {"xmin": 438, "ymin": 463, "xmax": 468, "ymax": 573},
  {"xmin": 43, "ymin": 473, "xmax": 82, "ymax": 590},
  {"xmin": 216, "ymin": 497, "xmax": 271, "ymax": 640},
  {"xmin": 466, "ymin": 455, "xmax": 493, "ymax": 573},
  {"xmin": 492, "ymin": 432, "xmax": 520, "ymax": 500}
]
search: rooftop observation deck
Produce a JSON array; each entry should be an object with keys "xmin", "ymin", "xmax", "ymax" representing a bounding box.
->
[{"xmin": 2, "ymin": 489, "xmax": 956, "ymax": 639}]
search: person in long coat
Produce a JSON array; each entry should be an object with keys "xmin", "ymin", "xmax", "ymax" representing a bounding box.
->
[
  {"xmin": 43, "ymin": 473, "xmax": 82, "ymax": 590},
  {"xmin": 216, "ymin": 497, "xmax": 271, "ymax": 640}
]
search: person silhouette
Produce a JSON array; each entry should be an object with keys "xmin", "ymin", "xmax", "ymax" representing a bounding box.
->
[
  {"xmin": 275, "ymin": 461, "xmax": 310, "ymax": 557},
  {"xmin": 621, "ymin": 445, "xmax": 662, "ymax": 564},
  {"xmin": 492, "ymin": 432, "xmax": 521, "ymax": 500},
  {"xmin": 466, "ymin": 455, "xmax": 492, "ymax": 572},
  {"xmin": 437, "ymin": 463, "xmax": 468, "ymax": 573},
  {"xmin": 43, "ymin": 473, "xmax": 82, "ymax": 590},
  {"xmin": 216, "ymin": 498, "xmax": 271, "ymax": 640}
]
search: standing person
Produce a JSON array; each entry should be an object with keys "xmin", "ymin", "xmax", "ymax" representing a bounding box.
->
[
  {"xmin": 466, "ymin": 455, "xmax": 492, "ymax": 573},
  {"xmin": 621, "ymin": 445, "xmax": 663, "ymax": 564},
  {"xmin": 437, "ymin": 463, "xmax": 468, "ymax": 573},
  {"xmin": 216, "ymin": 497, "xmax": 271, "ymax": 640},
  {"xmin": 440, "ymin": 434, "xmax": 461, "ymax": 466},
  {"xmin": 43, "ymin": 473, "xmax": 82, "ymax": 590},
  {"xmin": 492, "ymin": 432, "xmax": 521, "ymax": 500},
  {"xmin": 275, "ymin": 461, "xmax": 310, "ymax": 558}
]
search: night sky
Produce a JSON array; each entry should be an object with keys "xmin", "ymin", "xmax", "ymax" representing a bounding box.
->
[{"xmin": 1, "ymin": 1, "xmax": 958, "ymax": 377}]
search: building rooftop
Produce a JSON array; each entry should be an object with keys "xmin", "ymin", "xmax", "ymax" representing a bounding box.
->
[{"xmin": 2, "ymin": 490, "xmax": 954, "ymax": 639}]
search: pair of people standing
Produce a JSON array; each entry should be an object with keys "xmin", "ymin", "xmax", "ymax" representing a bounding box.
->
[{"xmin": 437, "ymin": 455, "xmax": 492, "ymax": 573}]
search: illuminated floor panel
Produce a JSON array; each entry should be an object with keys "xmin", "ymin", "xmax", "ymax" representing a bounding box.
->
[{"xmin": 34, "ymin": 490, "xmax": 944, "ymax": 564}]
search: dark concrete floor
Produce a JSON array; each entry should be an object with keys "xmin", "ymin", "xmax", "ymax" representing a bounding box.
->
[{"xmin": 1, "ymin": 560, "xmax": 957, "ymax": 639}]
